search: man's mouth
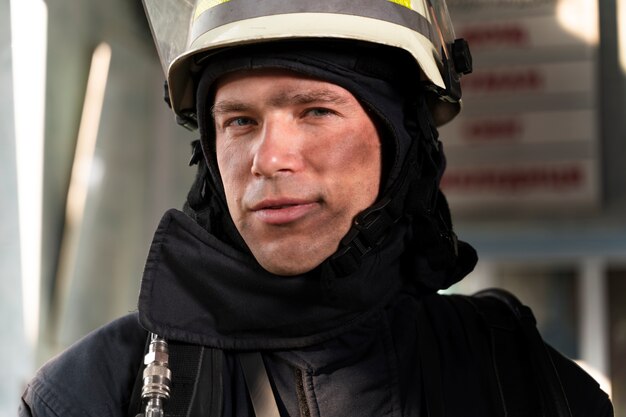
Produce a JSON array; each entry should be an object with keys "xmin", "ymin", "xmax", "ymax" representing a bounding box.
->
[
  {"xmin": 266, "ymin": 203, "xmax": 297, "ymax": 209},
  {"xmin": 251, "ymin": 199, "xmax": 318, "ymax": 225}
]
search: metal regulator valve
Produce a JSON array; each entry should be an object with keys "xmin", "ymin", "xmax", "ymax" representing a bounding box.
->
[{"xmin": 137, "ymin": 333, "xmax": 172, "ymax": 417}]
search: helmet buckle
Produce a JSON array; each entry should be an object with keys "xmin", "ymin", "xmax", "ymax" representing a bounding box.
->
[{"xmin": 451, "ymin": 38, "xmax": 473, "ymax": 75}]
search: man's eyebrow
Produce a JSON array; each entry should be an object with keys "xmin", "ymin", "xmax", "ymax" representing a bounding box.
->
[
  {"xmin": 278, "ymin": 90, "xmax": 351, "ymax": 107},
  {"xmin": 211, "ymin": 101, "xmax": 251, "ymax": 118},
  {"xmin": 212, "ymin": 89, "xmax": 351, "ymax": 118}
]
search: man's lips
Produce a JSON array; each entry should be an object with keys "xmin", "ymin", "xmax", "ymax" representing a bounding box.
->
[{"xmin": 250, "ymin": 199, "xmax": 319, "ymax": 225}]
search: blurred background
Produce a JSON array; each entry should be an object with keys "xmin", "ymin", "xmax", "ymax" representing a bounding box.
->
[{"xmin": 1, "ymin": 0, "xmax": 625, "ymax": 415}]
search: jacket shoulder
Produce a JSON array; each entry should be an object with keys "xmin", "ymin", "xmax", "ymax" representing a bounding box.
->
[
  {"xmin": 430, "ymin": 290, "xmax": 613, "ymax": 417},
  {"xmin": 547, "ymin": 345, "xmax": 614, "ymax": 417},
  {"xmin": 20, "ymin": 313, "xmax": 147, "ymax": 417}
]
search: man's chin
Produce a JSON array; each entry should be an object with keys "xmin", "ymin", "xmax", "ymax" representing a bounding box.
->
[
  {"xmin": 259, "ymin": 261, "xmax": 319, "ymax": 277},
  {"xmin": 255, "ymin": 252, "xmax": 327, "ymax": 277},
  {"xmin": 245, "ymin": 236, "xmax": 339, "ymax": 276}
]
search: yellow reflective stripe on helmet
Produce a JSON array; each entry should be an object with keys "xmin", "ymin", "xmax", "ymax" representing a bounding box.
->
[
  {"xmin": 386, "ymin": 0, "xmax": 429, "ymax": 16},
  {"xmin": 388, "ymin": 0, "xmax": 412, "ymax": 8},
  {"xmin": 190, "ymin": 0, "xmax": 435, "ymax": 46}
]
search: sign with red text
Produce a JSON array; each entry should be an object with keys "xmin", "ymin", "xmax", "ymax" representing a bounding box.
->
[{"xmin": 440, "ymin": 2, "xmax": 600, "ymax": 214}]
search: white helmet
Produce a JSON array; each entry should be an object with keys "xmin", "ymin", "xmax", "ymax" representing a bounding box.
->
[{"xmin": 143, "ymin": 0, "xmax": 472, "ymax": 128}]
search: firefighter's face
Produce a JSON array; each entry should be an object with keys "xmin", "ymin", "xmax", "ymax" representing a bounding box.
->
[{"xmin": 213, "ymin": 69, "xmax": 381, "ymax": 275}]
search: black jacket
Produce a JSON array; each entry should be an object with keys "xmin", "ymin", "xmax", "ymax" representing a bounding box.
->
[{"xmin": 20, "ymin": 210, "xmax": 613, "ymax": 416}]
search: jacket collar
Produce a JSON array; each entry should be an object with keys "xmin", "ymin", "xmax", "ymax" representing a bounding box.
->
[{"xmin": 138, "ymin": 209, "xmax": 409, "ymax": 350}]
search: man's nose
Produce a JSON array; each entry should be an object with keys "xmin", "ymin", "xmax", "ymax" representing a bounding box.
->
[{"xmin": 251, "ymin": 118, "xmax": 304, "ymax": 177}]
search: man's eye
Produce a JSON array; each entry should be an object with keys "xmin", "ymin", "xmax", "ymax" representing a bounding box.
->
[
  {"xmin": 306, "ymin": 108, "xmax": 334, "ymax": 117},
  {"xmin": 225, "ymin": 117, "xmax": 254, "ymax": 127}
]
